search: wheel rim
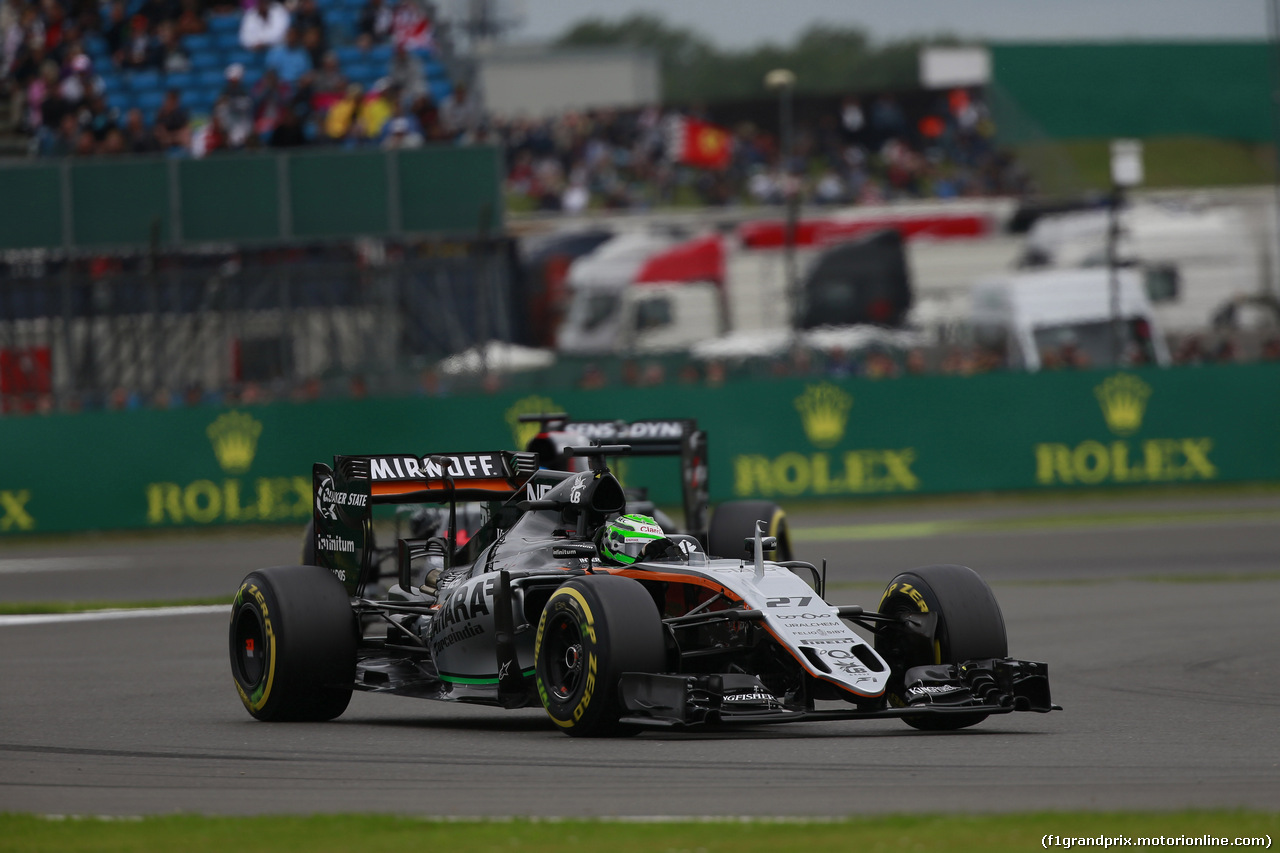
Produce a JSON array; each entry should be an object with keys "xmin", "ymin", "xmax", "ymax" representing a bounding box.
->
[
  {"xmin": 542, "ymin": 611, "xmax": 585, "ymax": 701},
  {"xmin": 231, "ymin": 603, "xmax": 266, "ymax": 688}
]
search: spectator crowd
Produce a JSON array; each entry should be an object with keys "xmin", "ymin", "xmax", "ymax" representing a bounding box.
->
[
  {"xmin": 0, "ymin": 0, "xmax": 463, "ymax": 157},
  {"xmin": 4, "ymin": 0, "xmax": 1028, "ymax": 207},
  {"xmin": 490, "ymin": 90, "xmax": 1028, "ymax": 213}
]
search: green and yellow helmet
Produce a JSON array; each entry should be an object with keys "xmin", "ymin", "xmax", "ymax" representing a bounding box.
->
[{"xmin": 596, "ymin": 514, "xmax": 671, "ymax": 566}]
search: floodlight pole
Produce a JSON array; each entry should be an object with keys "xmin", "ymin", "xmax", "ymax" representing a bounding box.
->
[
  {"xmin": 1108, "ymin": 184, "xmax": 1123, "ymax": 366},
  {"xmin": 766, "ymin": 69, "xmax": 799, "ymax": 340},
  {"xmin": 1108, "ymin": 139, "xmax": 1142, "ymax": 367},
  {"xmin": 782, "ymin": 84, "xmax": 796, "ymax": 333}
]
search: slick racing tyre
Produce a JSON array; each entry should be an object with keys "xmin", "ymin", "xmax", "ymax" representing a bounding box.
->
[
  {"xmin": 707, "ymin": 500, "xmax": 792, "ymax": 562},
  {"xmin": 874, "ymin": 564, "xmax": 1007, "ymax": 731},
  {"xmin": 229, "ymin": 565, "xmax": 358, "ymax": 722},
  {"xmin": 535, "ymin": 575, "xmax": 665, "ymax": 737}
]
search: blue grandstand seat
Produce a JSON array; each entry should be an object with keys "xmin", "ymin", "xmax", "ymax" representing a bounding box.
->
[
  {"xmin": 107, "ymin": 92, "xmax": 134, "ymax": 113},
  {"xmin": 99, "ymin": 72, "xmax": 125, "ymax": 94},
  {"xmin": 208, "ymin": 13, "xmax": 241, "ymax": 33},
  {"xmin": 127, "ymin": 69, "xmax": 162, "ymax": 92},
  {"xmin": 197, "ymin": 69, "xmax": 227, "ymax": 89},
  {"xmin": 135, "ymin": 89, "xmax": 166, "ymax": 111},
  {"xmin": 365, "ymin": 42, "xmax": 391, "ymax": 63},
  {"xmin": 189, "ymin": 51, "xmax": 223, "ymax": 72},
  {"xmin": 326, "ymin": 10, "xmax": 357, "ymax": 39},
  {"xmin": 166, "ymin": 71, "xmax": 195, "ymax": 92},
  {"xmin": 215, "ymin": 32, "xmax": 242, "ymax": 52},
  {"xmin": 84, "ymin": 37, "xmax": 109, "ymax": 61},
  {"xmin": 183, "ymin": 33, "xmax": 214, "ymax": 53},
  {"xmin": 226, "ymin": 49, "xmax": 261, "ymax": 69},
  {"xmin": 334, "ymin": 45, "xmax": 363, "ymax": 65},
  {"xmin": 343, "ymin": 62, "xmax": 377, "ymax": 86},
  {"xmin": 186, "ymin": 90, "xmax": 217, "ymax": 115},
  {"xmin": 429, "ymin": 78, "xmax": 452, "ymax": 102},
  {"xmin": 196, "ymin": 85, "xmax": 223, "ymax": 107}
]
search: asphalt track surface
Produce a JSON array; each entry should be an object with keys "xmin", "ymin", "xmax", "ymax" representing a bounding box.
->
[{"xmin": 1, "ymin": 490, "xmax": 1278, "ymax": 816}]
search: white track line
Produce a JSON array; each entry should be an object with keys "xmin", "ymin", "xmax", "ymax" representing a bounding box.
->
[
  {"xmin": 0, "ymin": 557, "xmax": 136, "ymax": 574},
  {"xmin": 0, "ymin": 605, "xmax": 226, "ymax": 627}
]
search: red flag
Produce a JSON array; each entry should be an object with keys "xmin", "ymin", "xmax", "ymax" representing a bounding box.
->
[
  {"xmin": 391, "ymin": 3, "xmax": 432, "ymax": 50},
  {"xmin": 668, "ymin": 116, "xmax": 732, "ymax": 170}
]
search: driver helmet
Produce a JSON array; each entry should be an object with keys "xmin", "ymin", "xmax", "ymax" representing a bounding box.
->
[{"xmin": 596, "ymin": 513, "xmax": 675, "ymax": 566}]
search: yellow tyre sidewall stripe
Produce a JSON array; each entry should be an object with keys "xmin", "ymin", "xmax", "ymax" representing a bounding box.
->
[{"xmin": 536, "ymin": 585, "xmax": 597, "ymax": 729}]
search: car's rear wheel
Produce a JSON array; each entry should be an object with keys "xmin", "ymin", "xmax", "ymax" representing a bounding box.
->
[
  {"xmin": 535, "ymin": 575, "xmax": 665, "ymax": 737},
  {"xmin": 229, "ymin": 565, "xmax": 357, "ymax": 722},
  {"xmin": 707, "ymin": 500, "xmax": 792, "ymax": 561},
  {"xmin": 874, "ymin": 564, "xmax": 1007, "ymax": 731}
]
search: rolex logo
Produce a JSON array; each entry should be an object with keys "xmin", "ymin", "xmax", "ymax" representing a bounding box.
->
[
  {"xmin": 1094, "ymin": 373, "xmax": 1151, "ymax": 436},
  {"xmin": 207, "ymin": 411, "xmax": 263, "ymax": 474},
  {"xmin": 794, "ymin": 382, "xmax": 853, "ymax": 448},
  {"xmin": 505, "ymin": 395, "xmax": 561, "ymax": 448}
]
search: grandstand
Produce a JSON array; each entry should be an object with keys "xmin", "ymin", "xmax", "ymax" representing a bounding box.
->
[
  {"xmin": 93, "ymin": 6, "xmax": 448, "ymax": 124},
  {"xmin": 3, "ymin": 0, "xmax": 454, "ymax": 147}
]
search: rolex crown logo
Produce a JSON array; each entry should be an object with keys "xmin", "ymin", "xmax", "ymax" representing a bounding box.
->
[
  {"xmin": 1094, "ymin": 373, "xmax": 1152, "ymax": 436},
  {"xmin": 794, "ymin": 382, "xmax": 853, "ymax": 448},
  {"xmin": 207, "ymin": 411, "xmax": 263, "ymax": 474},
  {"xmin": 505, "ymin": 395, "xmax": 561, "ymax": 448}
]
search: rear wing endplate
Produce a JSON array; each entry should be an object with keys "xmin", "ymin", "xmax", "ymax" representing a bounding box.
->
[{"xmin": 528, "ymin": 417, "xmax": 710, "ymax": 539}]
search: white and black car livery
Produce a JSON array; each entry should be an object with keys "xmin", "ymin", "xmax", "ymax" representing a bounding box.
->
[{"xmin": 229, "ymin": 446, "xmax": 1057, "ymax": 735}]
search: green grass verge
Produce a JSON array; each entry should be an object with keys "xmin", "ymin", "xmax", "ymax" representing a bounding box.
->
[
  {"xmin": 1, "ymin": 812, "xmax": 1275, "ymax": 852},
  {"xmin": 1014, "ymin": 136, "xmax": 1276, "ymax": 195},
  {"xmin": 0, "ymin": 597, "xmax": 227, "ymax": 616}
]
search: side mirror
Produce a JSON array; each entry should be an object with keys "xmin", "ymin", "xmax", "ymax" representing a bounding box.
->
[{"xmin": 743, "ymin": 536, "xmax": 778, "ymax": 553}]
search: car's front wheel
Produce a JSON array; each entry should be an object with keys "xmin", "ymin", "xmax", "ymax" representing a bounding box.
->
[
  {"xmin": 874, "ymin": 564, "xmax": 1007, "ymax": 731},
  {"xmin": 534, "ymin": 575, "xmax": 665, "ymax": 737}
]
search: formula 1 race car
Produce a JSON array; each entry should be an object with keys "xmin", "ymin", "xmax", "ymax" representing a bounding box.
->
[{"xmin": 229, "ymin": 446, "xmax": 1058, "ymax": 735}]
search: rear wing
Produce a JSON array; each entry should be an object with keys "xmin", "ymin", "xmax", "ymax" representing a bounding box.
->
[
  {"xmin": 312, "ymin": 450, "xmax": 539, "ymax": 595},
  {"xmin": 523, "ymin": 416, "xmax": 709, "ymax": 539},
  {"xmin": 557, "ymin": 419, "xmax": 696, "ymax": 457}
]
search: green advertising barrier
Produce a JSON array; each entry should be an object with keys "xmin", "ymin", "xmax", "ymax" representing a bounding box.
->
[
  {"xmin": 1, "ymin": 364, "xmax": 1278, "ymax": 536},
  {"xmin": 989, "ymin": 42, "xmax": 1272, "ymax": 143},
  {"xmin": 0, "ymin": 145, "xmax": 503, "ymax": 252}
]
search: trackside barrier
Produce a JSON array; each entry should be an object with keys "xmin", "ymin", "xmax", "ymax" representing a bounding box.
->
[
  {"xmin": 1, "ymin": 364, "xmax": 1277, "ymax": 535},
  {"xmin": 0, "ymin": 146, "xmax": 503, "ymax": 252}
]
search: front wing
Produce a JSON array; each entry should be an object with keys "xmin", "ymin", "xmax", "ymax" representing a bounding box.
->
[{"xmin": 617, "ymin": 658, "xmax": 1058, "ymax": 728}]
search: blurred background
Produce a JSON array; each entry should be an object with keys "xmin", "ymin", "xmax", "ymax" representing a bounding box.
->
[{"xmin": 2, "ymin": 0, "xmax": 1279, "ymax": 532}]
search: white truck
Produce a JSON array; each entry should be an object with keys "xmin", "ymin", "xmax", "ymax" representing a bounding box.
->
[
  {"xmin": 555, "ymin": 203, "xmax": 1013, "ymax": 355},
  {"xmin": 968, "ymin": 268, "xmax": 1172, "ymax": 371},
  {"xmin": 1020, "ymin": 200, "xmax": 1265, "ymax": 332}
]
